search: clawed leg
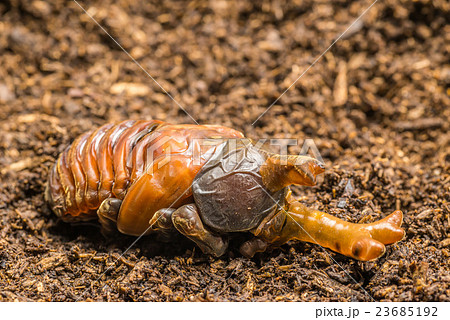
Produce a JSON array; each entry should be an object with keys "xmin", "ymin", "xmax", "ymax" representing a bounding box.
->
[
  {"xmin": 97, "ymin": 198, "xmax": 122, "ymax": 237},
  {"xmin": 257, "ymin": 200, "xmax": 405, "ymax": 261},
  {"xmin": 171, "ymin": 204, "xmax": 228, "ymax": 257}
]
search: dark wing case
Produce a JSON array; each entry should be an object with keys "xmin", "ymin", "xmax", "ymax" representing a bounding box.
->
[{"xmin": 192, "ymin": 139, "xmax": 286, "ymax": 233}]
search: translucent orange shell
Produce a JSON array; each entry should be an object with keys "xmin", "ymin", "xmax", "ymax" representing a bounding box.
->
[{"xmin": 46, "ymin": 120, "xmax": 244, "ymax": 235}]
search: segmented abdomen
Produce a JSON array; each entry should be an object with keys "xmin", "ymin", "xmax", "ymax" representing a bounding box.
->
[{"xmin": 46, "ymin": 120, "xmax": 165, "ymax": 221}]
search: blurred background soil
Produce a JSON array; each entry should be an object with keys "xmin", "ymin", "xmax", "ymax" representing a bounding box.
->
[{"xmin": 0, "ymin": 0, "xmax": 449, "ymax": 301}]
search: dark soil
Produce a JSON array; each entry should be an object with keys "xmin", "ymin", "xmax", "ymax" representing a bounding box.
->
[{"xmin": 0, "ymin": 0, "xmax": 449, "ymax": 301}]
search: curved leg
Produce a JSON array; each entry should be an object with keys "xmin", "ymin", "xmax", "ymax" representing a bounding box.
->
[
  {"xmin": 171, "ymin": 204, "xmax": 228, "ymax": 257},
  {"xmin": 149, "ymin": 208, "xmax": 177, "ymax": 242},
  {"xmin": 97, "ymin": 198, "xmax": 122, "ymax": 237},
  {"xmin": 149, "ymin": 208, "xmax": 175, "ymax": 231},
  {"xmin": 240, "ymin": 208, "xmax": 285, "ymax": 257},
  {"xmin": 239, "ymin": 238, "xmax": 268, "ymax": 258}
]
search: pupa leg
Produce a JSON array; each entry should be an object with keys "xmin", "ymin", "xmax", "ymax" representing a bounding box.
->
[
  {"xmin": 148, "ymin": 208, "xmax": 177, "ymax": 242},
  {"xmin": 239, "ymin": 238, "xmax": 268, "ymax": 258},
  {"xmin": 149, "ymin": 208, "xmax": 175, "ymax": 231},
  {"xmin": 171, "ymin": 204, "xmax": 228, "ymax": 257},
  {"xmin": 97, "ymin": 198, "xmax": 122, "ymax": 237},
  {"xmin": 239, "ymin": 208, "xmax": 286, "ymax": 257},
  {"xmin": 257, "ymin": 201, "xmax": 405, "ymax": 261}
]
